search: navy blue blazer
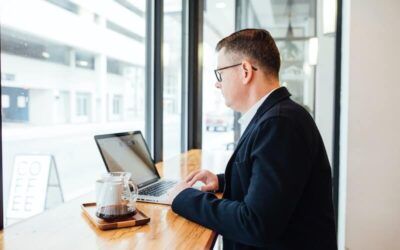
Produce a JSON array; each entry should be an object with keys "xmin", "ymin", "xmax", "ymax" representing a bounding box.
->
[{"xmin": 172, "ymin": 87, "xmax": 337, "ymax": 250}]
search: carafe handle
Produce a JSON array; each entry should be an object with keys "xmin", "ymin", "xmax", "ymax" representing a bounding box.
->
[{"xmin": 128, "ymin": 181, "xmax": 138, "ymax": 202}]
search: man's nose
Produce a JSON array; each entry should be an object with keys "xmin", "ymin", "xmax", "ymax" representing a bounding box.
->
[{"xmin": 215, "ymin": 81, "xmax": 221, "ymax": 89}]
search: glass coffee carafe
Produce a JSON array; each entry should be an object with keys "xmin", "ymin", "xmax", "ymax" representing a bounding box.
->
[{"xmin": 96, "ymin": 172, "xmax": 138, "ymax": 221}]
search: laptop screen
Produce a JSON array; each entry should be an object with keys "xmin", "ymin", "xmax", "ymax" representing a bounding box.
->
[{"xmin": 95, "ymin": 132, "xmax": 159, "ymax": 188}]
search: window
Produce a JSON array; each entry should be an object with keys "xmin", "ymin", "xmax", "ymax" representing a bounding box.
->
[
  {"xmin": 163, "ymin": 0, "xmax": 183, "ymax": 160},
  {"xmin": 202, "ymin": 0, "xmax": 236, "ymax": 152},
  {"xmin": 75, "ymin": 50, "xmax": 95, "ymax": 70},
  {"xmin": 112, "ymin": 95, "xmax": 122, "ymax": 115},
  {"xmin": 1, "ymin": 0, "xmax": 147, "ymax": 226},
  {"xmin": 76, "ymin": 92, "xmax": 90, "ymax": 117},
  {"xmin": 2, "ymin": 95, "xmax": 10, "ymax": 108},
  {"xmin": 1, "ymin": 87, "xmax": 29, "ymax": 123},
  {"xmin": 106, "ymin": 20, "xmax": 145, "ymax": 42},
  {"xmin": 237, "ymin": 0, "xmax": 317, "ymax": 116},
  {"xmin": 235, "ymin": 0, "xmax": 335, "ymax": 163},
  {"xmin": 1, "ymin": 27, "xmax": 70, "ymax": 66},
  {"xmin": 46, "ymin": 0, "xmax": 80, "ymax": 14},
  {"xmin": 17, "ymin": 96, "xmax": 27, "ymax": 108}
]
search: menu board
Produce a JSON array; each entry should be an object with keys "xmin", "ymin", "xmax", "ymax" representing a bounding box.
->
[{"xmin": 7, "ymin": 155, "xmax": 52, "ymax": 219}]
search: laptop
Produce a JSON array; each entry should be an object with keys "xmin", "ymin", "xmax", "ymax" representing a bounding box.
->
[{"xmin": 94, "ymin": 131, "xmax": 178, "ymax": 205}]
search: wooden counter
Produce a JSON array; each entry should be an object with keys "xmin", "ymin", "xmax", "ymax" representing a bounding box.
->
[{"xmin": 0, "ymin": 149, "xmax": 231, "ymax": 250}]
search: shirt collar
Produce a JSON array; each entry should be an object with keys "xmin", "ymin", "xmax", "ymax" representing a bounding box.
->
[{"xmin": 238, "ymin": 87, "xmax": 281, "ymax": 136}]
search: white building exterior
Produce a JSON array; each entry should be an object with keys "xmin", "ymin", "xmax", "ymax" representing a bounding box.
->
[{"xmin": 1, "ymin": 0, "xmax": 146, "ymax": 126}]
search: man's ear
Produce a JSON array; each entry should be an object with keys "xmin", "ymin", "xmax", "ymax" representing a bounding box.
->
[{"xmin": 241, "ymin": 61, "xmax": 253, "ymax": 85}]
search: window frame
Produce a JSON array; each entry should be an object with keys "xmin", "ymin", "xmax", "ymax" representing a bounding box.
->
[{"xmin": 0, "ymin": 0, "xmax": 342, "ymax": 232}]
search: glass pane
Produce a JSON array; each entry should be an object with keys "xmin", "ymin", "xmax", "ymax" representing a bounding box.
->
[
  {"xmin": 1, "ymin": 0, "xmax": 147, "ymax": 226},
  {"xmin": 238, "ymin": 0, "xmax": 317, "ymax": 116},
  {"xmin": 163, "ymin": 0, "xmax": 183, "ymax": 160},
  {"xmin": 239, "ymin": 0, "xmax": 316, "ymax": 38},
  {"xmin": 202, "ymin": 0, "xmax": 236, "ymax": 153},
  {"xmin": 236, "ymin": 0, "xmax": 336, "ymax": 162},
  {"xmin": 277, "ymin": 39, "xmax": 315, "ymax": 115}
]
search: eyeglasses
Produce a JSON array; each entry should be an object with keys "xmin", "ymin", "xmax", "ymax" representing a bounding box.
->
[{"xmin": 214, "ymin": 63, "xmax": 258, "ymax": 82}]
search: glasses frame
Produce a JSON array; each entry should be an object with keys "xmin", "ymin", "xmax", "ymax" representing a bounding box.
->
[{"xmin": 214, "ymin": 63, "xmax": 258, "ymax": 82}]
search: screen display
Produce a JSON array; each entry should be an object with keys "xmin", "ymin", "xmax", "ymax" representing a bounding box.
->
[{"xmin": 96, "ymin": 133, "xmax": 158, "ymax": 187}]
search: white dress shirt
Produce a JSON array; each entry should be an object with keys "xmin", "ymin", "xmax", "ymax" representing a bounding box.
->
[{"xmin": 238, "ymin": 87, "xmax": 281, "ymax": 136}]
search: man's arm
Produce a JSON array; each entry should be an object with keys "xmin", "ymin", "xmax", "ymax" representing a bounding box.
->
[
  {"xmin": 216, "ymin": 174, "xmax": 225, "ymax": 193},
  {"xmin": 172, "ymin": 117, "xmax": 312, "ymax": 247}
]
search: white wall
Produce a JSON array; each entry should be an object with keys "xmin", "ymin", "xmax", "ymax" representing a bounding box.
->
[
  {"xmin": 29, "ymin": 89, "xmax": 53, "ymax": 125},
  {"xmin": 340, "ymin": 0, "xmax": 400, "ymax": 249},
  {"xmin": 2, "ymin": 54, "xmax": 96, "ymax": 92}
]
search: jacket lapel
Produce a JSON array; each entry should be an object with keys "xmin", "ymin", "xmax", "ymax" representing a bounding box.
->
[
  {"xmin": 234, "ymin": 87, "xmax": 291, "ymax": 152},
  {"xmin": 222, "ymin": 87, "xmax": 291, "ymax": 196}
]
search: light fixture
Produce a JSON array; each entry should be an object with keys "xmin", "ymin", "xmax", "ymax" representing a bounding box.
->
[
  {"xmin": 282, "ymin": 15, "xmax": 299, "ymax": 61},
  {"xmin": 323, "ymin": 0, "xmax": 337, "ymax": 35},
  {"xmin": 53, "ymin": 90, "xmax": 60, "ymax": 99},
  {"xmin": 286, "ymin": 0, "xmax": 294, "ymax": 39},
  {"xmin": 308, "ymin": 37, "xmax": 318, "ymax": 66},
  {"xmin": 286, "ymin": 20, "xmax": 294, "ymax": 39},
  {"xmin": 42, "ymin": 52, "xmax": 50, "ymax": 58},
  {"xmin": 216, "ymin": 2, "xmax": 226, "ymax": 9},
  {"xmin": 77, "ymin": 60, "xmax": 89, "ymax": 67}
]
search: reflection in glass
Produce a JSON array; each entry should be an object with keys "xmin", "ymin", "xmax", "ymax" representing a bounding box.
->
[
  {"xmin": 1, "ymin": 0, "xmax": 147, "ymax": 226},
  {"xmin": 202, "ymin": 0, "xmax": 236, "ymax": 153},
  {"xmin": 238, "ymin": 0, "xmax": 317, "ymax": 115},
  {"xmin": 163, "ymin": 0, "xmax": 183, "ymax": 160}
]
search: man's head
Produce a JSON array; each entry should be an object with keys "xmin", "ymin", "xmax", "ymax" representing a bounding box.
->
[{"xmin": 214, "ymin": 29, "xmax": 281, "ymax": 112}]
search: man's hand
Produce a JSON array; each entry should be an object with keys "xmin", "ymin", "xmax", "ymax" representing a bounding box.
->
[
  {"xmin": 166, "ymin": 181, "xmax": 191, "ymax": 205},
  {"xmin": 185, "ymin": 169, "xmax": 219, "ymax": 192},
  {"xmin": 166, "ymin": 170, "xmax": 219, "ymax": 205}
]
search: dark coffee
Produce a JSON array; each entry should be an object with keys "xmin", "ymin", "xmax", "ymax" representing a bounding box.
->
[{"xmin": 96, "ymin": 205, "xmax": 137, "ymax": 221}]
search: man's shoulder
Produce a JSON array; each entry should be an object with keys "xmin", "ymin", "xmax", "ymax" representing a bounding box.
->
[{"xmin": 257, "ymin": 98, "xmax": 313, "ymax": 127}]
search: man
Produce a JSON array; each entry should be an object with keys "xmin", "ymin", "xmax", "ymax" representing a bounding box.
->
[{"xmin": 167, "ymin": 29, "xmax": 337, "ymax": 250}]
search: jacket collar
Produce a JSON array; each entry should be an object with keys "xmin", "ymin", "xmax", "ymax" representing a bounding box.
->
[
  {"xmin": 252, "ymin": 86, "xmax": 291, "ymax": 122},
  {"xmin": 233, "ymin": 87, "xmax": 291, "ymax": 151}
]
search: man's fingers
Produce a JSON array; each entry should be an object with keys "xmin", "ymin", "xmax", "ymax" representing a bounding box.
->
[
  {"xmin": 187, "ymin": 172, "xmax": 204, "ymax": 186},
  {"xmin": 200, "ymin": 183, "xmax": 216, "ymax": 192},
  {"xmin": 185, "ymin": 170, "xmax": 200, "ymax": 182}
]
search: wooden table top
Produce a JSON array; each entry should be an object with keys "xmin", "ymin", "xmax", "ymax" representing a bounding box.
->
[{"xmin": 0, "ymin": 149, "xmax": 231, "ymax": 250}]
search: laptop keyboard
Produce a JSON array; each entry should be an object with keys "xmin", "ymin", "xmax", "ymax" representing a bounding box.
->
[{"xmin": 139, "ymin": 180, "xmax": 177, "ymax": 197}]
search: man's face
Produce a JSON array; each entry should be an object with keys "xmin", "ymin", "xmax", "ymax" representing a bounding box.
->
[{"xmin": 215, "ymin": 49, "xmax": 244, "ymax": 110}]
